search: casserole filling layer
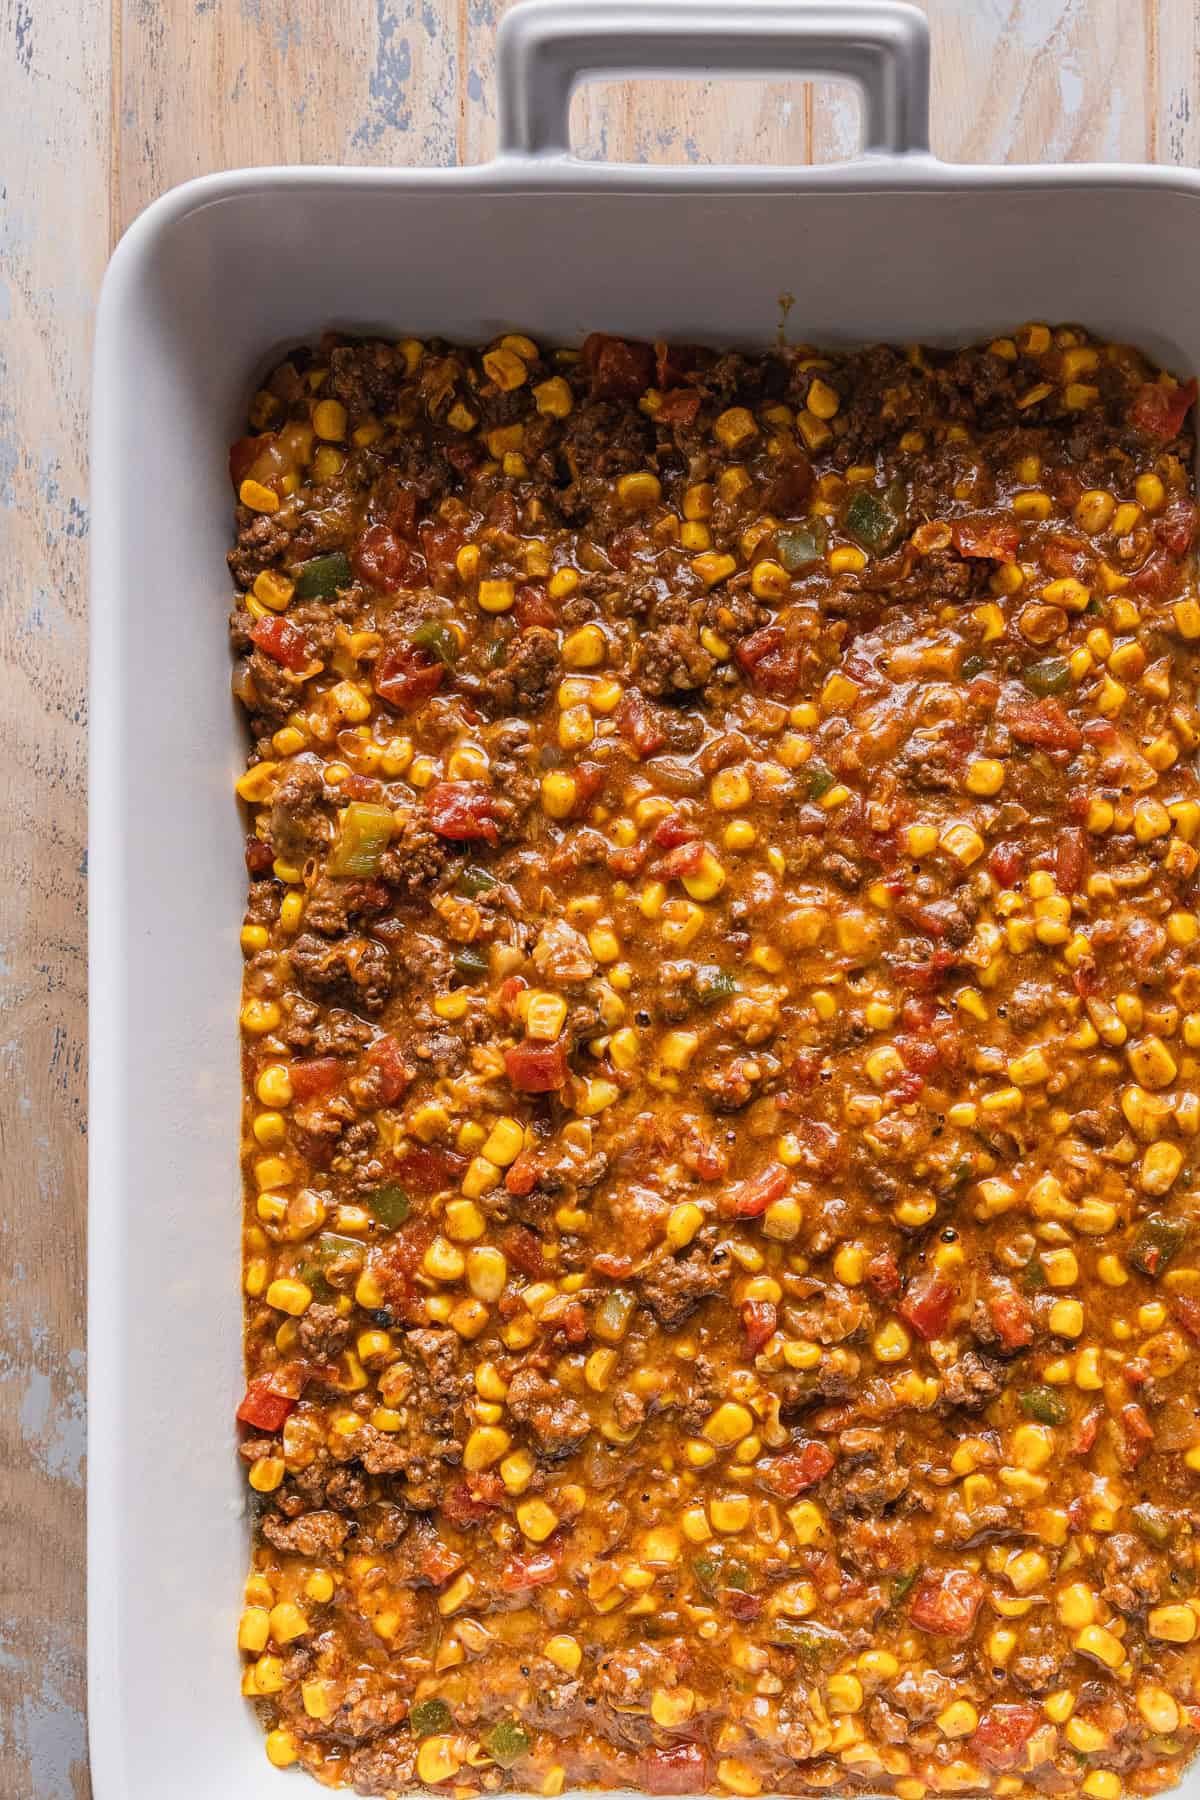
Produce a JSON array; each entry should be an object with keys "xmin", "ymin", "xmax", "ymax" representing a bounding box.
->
[{"xmin": 230, "ymin": 325, "xmax": 1200, "ymax": 1798}]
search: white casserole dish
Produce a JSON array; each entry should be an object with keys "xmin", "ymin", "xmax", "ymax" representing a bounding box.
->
[{"xmin": 88, "ymin": 3, "xmax": 1200, "ymax": 1794}]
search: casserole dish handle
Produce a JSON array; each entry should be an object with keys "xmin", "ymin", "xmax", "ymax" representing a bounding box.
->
[{"xmin": 497, "ymin": 0, "xmax": 930, "ymax": 161}]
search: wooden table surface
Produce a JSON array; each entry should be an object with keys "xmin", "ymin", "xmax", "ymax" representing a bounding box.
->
[{"xmin": 1, "ymin": 0, "xmax": 1198, "ymax": 1790}]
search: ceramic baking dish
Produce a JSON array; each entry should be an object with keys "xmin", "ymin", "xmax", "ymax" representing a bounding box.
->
[{"xmin": 88, "ymin": 2, "xmax": 1200, "ymax": 1793}]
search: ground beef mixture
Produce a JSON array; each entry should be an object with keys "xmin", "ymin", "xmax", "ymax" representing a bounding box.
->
[{"xmin": 231, "ymin": 323, "xmax": 1200, "ymax": 1799}]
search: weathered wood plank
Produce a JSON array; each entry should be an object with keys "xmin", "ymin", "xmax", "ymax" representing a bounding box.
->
[{"xmin": 0, "ymin": 0, "xmax": 105, "ymax": 1790}]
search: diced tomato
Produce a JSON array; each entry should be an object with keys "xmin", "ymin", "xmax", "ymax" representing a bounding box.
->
[
  {"xmin": 1001, "ymin": 692, "xmax": 1082, "ymax": 754},
  {"xmin": 420, "ymin": 521, "xmax": 463, "ymax": 584},
  {"xmin": 988, "ymin": 841, "xmax": 1026, "ymax": 887},
  {"xmin": 721, "ymin": 1588, "xmax": 764, "ymax": 1621},
  {"xmin": 1056, "ymin": 827, "xmax": 1088, "ymax": 895},
  {"xmin": 502, "ymin": 1224, "xmax": 550, "ymax": 1279},
  {"xmin": 657, "ymin": 839, "xmax": 706, "ymax": 880},
  {"xmin": 250, "ymin": 614, "xmax": 311, "ymax": 672},
  {"xmin": 952, "ymin": 516, "xmax": 1021, "ymax": 561},
  {"xmin": 500, "ymin": 1547, "xmax": 561, "ymax": 1591},
  {"xmin": 592, "ymin": 1252, "xmax": 635, "ymax": 1280},
  {"xmin": 245, "ymin": 835, "xmax": 275, "ymax": 875},
  {"xmin": 970, "ymin": 1705, "xmax": 1041, "ymax": 1771},
  {"xmin": 637, "ymin": 1745, "xmax": 710, "ymax": 1796},
  {"xmin": 374, "ymin": 644, "xmax": 444, "ymax": 709},
  {"xmin": 504, "ymin": 1149, "xmax": 541, "ymax": 1198},
  {"xmin": 1159, "ymin": 499, "xmax": 1198, "ymax": 556},
  {"xmin": 352, "ymin": 522, "xmax": 422, "ymax": 592},
  {"xmin": 652, "ymin": 814, "xmax": 697, "ymax": 850},
  {"xmin": 896, "ymin": 1033, "xmax": 941, "ymax": 1077},
  {"xmin": 657, "ymin": 388, "xmax": 702, "ymax": 426},
  {"xmin": 387, "ymin": 487, "xmax": 419, "ymax": 540},
  {"xmin": 441, "ymin": 1472, "xmax": 504, "ymax": 1525},
  {"xmin": 542, "ymin": 1295, "xmax": 588, "ymax": 1343},
  {"xmin": 735, "ymin": 625, "xmax": 802, "ymax": 699},
  {"xmin": 394, "ymin": 1145, "xmax": 466, "ymax": 1197},
  {"xmin": 1121, "ymin": 1402, "xmax": 1154, "ymax": 1466},
  {"xmin": 987, "ymin": 1286, "xmax": 1033, "ymax": 1352},
  {"xmin": 237, "ymin": 1363, "xmax": 310, "ymax": 1432},
  {"xmin": 1131, "ymin": 550, "xmax": 1179, "ymax": 599},
  {"xmin": 376, "ymin": 1218, "xmax": 438, "ymax": 1304},
  {"xmin": 764, "ymin": 1441, "xmax": 835, "ymax": 1497},
  {"xmin": 230, "ymin": 432, "xmax": 274, "ymax": 489},
  {"xmin": 236, "ymin": 1376, "xmax": 296, "ymax": 1433},
  {"xmin": 362, "ymin": 1034, "xmax": 411, "ymax": 1106},
  {"xmin": 898, "ymin": 1271, "xmax": 956, "ymax": 1342},
  {"xmin": 288, "ymin": 1057, "xmax": 343, "ymax": 1102},
  {"xmin": 419, "ymin": 1540, "xmax": 465, "ymax": 1585},
  {"xmin": 722, "ymin": 1161, "xmax": 789, "ymax": 1219},
  {"xmin": 569, "ymin": 763, "xmax": 606, "ymax": 815},
  {"xmin": 891, "ymin": 948, "xmax": 957, "ymax": 991},
  {"xmin": 425, "ymin": 781, "xmax": 499, "ymax": 844},
  {"xmin": 1173, "ymin": 1295, "xmax": 1200, "ymax": 1341},
  {"xmin": 743, "ymin": 1300, "xmax": 778, "ymax": 1356},
  {"xmin": 1071, "ymin": 1405, "xmax": 1102, "ymax": 1457},
  {"xmin": 582, "ymin": 333, "xmax": 655, "ymax": 400},
  {"xmin": 908, "ymin": 1567, "xmax": 985, "ymax": 1637},
  {"xmin": 513, "ymin": 582, "xmax": 557, "ymax": 628},
  {"xmin": 1130, "ymin": 376, "xmax": 1197, "ymax": 440},
  {"xmin": 504, "ymin": 1040, "xmax": 568, "ymax": 1094},
  {"xmin": 616, "ymin": 693, "xmax": 668, "ymax": 758}
]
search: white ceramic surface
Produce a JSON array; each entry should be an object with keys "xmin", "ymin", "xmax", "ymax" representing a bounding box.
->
[{"xmin": 89, "ymin": 2, "xmax": 1200, "ymax": 1794}]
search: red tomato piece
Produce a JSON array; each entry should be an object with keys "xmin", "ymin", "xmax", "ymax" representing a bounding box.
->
[
  {"xmin": 1001, "ymin": 693, "xmax": 1082, "ymax": 754},
  {"xmin": 419, "ymin": 1540, "xmax": 465, "ymax": 1585},
  {"xmin": 1173, "ymin": 1295, "xmax": 1200, "ymax": 1341},
  {"xmin": 513, "ymin": 583, "xmax": 557, "ymax": 628},
  {"xmin": 425, "ymin": 781, "xmax": 499, "ymax": 844},
  {"xmin": 899, "ymin": 1271, "xmax": 956, "ymax": 1342},
  {"xmin": 952, "ymin": 516, "xmax": 1021, "ymax": 561},
  {"xmin": 656, "ymin": 388, "xmax": 702, "ymax": 426},
  {"xmin": 653, "ymin": 814, "xmax": 698, "ymax": 851},
  {"xmin": 1158, "ymin": 499, "xmax": 1197, "ymax": 556},
  {"xmin": 1130, "ymin": 376, "xmax": 1197, "ymax": 439},
  {"xmin": 867, "ymin": 1247, "xmax": 901, "ymax": 1298},
  {"xmin": 617, "ymin": 693, "xmax": 668, "ymax": 759},
  {"xmin": 245, "ymin": 835, "xmax": 275, "ymax": 875},
  {"xmin": 764, "ymin": 1441, "xmax": 836, "ymax": 1497},
  {"xmin": 1071, "ymin": 1406, "xmax": 1102, "ymax": 1457},
  {"xmin": 987, "ymin": 1286, "xmax": 1033, "ymax": 1352},
  {"xmin": 582, "ymin": 333, "xmax": 655, "ymax": 400},
  {"xmin": 236, "ymin": 1375, "xmax": 296, "ymax": 1433},
  {"xmin": 502, "ymin": 1224, "xmax": 550, "ymax": 1279},
  {"xmin": 250, "ymin": 614, "xmax": 311, "ymax": 672},
  {"xmin": 637, "ymin": 1745, "xmax": 710, "ymax": 1796},
  {"xmin": 394, "ymin": 1145, "xmax": 466, "ymax": 1198},
  {"xmin": 441, "ymin": 1472, "xmax": 504, "ymax": 1525},
  {"xmin": 970, "ymin": 1705, "xmax": 1041, "ymax": 1771},
  {"xmin": 374, "ymin": 644, "xmax": 444, "ymax": 710},
  {"xmin": 1121, "ymin": 1402, "xmax": 1154, "ymax": 1466},
  {"xmin": 352, "ymin": 523, "xmax": 422, "ymax": 592},
  {"xmin": 388, "ymin": 488, "xmax": 419, "ymax": 541},
  {"xmin": 504, "ymin": 1040, "xmax": 568, "ymax": 1094},
  {"xmin": 288, "ymin": 1057, "xmax": 343, "ymax": 1102},
  {"xmin": 504, "ymin": 1149, "xmax": 541, "ymax": 1198},
  {"xmin": 499, "ymin": 1548, "xmax": 561, "ymax": 1592},
  {"xmin": 723, "ymin": 1161, "xmax": 789, "ymax": 1219},
  {"xmin": 988, "ymin": 841, "xmax": 1027, "ymax": 887},
  {"xmin": 1131, "ymin": 549, "xmax": 1179, "ymax": 599},
  {"xmin": 1056, "ymin": 827, "xmax": 1088, "ymax": 895},
  {"xmin": 657, "ymin": 840, "xmax": 706, "ymax": 880},
  {"xmin": 908, "ymin": 1567, "xmax": 985, "ymax": 1637},
  {"xmin": 420, "ymin": 521, "xmax": 463, "ymax": 583},
  {"xmin": 362, "ymin": 1034, "xmax": 411, "ymax": 1106},
  {"xmin": 734, "ymin": 625, "xmax": 802, "ymax": 699},
  {"xmin": 743, "ymin": 1300, "xmax": 778, "ymax": 1356}
]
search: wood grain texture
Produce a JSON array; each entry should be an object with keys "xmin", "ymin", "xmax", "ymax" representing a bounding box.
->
[{"xmin": 1, "ymin": 1, "xmax": 1197, "ymax": 1792}]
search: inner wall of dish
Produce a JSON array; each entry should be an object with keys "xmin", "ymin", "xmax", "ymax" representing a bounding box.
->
[{"xmin": 111, "ymin": 177, "xmax": 1200, "ymax": 1799}]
